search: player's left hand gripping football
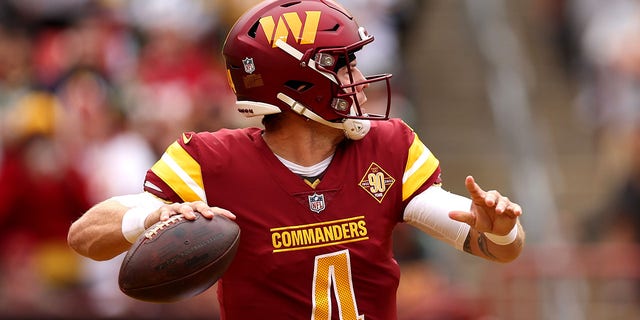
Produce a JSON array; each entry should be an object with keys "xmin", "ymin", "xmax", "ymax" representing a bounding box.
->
[
  {"xmin": 448, "ymin": 176, "xmax": 522, "ymax": 236},
  {"xmin": 149, "ymin": 201, "xmax": 236, "ymax": 228}
]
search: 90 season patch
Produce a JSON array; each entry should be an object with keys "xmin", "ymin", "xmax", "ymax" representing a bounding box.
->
[{"xmin": 359, "ymin": 162, "xmax": 395, "ymax": 203}]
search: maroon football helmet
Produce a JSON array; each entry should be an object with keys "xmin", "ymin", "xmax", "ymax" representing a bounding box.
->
[{"xmin": 223, "ymin": 0, "xmax": 392, "ymax": 138}]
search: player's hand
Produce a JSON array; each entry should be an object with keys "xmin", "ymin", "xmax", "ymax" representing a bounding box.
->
[
  {"xmin": 448, "ymin": 176, "xmax": 522, "ymax": 235},
  {"xmin": 146, "ymin": 201, "xmax": 236, "ymax": 228}
]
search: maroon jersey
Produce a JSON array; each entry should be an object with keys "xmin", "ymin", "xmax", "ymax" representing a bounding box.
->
[{"xmin": 144, "ymin": 118, "xmax": 440, "ymax": 320}]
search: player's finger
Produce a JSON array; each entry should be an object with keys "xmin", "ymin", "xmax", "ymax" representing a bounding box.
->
[
  {"xmin": 189, "ymin": 201, "xmax": 214, "ymax": 219},
  {"xmin": 176, "ymin": 204, "xmax": 197, "ymax": 220},
  {"xmin": 158, "ymin": 205, "xmax": 176, "ymax": 221},
  {"xmin": 485, "ymin": 190, "xmax": 505, "ymax": 207},
  {"xmin": 465, "ymin": 176, "xmax": 486, "ymax": 202},
  {"xmin": 494, "ymin": 195, "xmax": 510, "ymax": 213},
  {"xmin": 494, "ymin": 197, "xmax": 523, "ymax": 218},
  {"xmin": 211, "ymin": 206, "xmax": 236, "ymax": 220},
  {"xmin": 506, "ymin": 202, "xmax": 523, "ymax": 218}
]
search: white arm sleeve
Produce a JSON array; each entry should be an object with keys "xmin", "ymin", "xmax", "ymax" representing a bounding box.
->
[
  {"xmin": 403, "ymin": 185, "xmax": 472, "ymax": 251},
  {"xmin": 112, "ymin": 192, "xmax": 166, "ymax": 209}
]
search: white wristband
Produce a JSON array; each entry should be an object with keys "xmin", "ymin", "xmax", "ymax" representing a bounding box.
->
[
  {"xmin": 122, "ymin": 207, "xmax": 154, "ymax": 243},
  {"xmin": 484, "ymin": 224, "xmax": 518, "ymax": 245}
]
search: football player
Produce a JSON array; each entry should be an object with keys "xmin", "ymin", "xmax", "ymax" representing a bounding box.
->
[{"xmin": 68, "ymin": 0, "xmax": 525, "ymax": 319}]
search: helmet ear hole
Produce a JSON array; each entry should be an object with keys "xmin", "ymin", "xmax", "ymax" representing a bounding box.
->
[{"xmin": 285, "ymin": 80, "xmax": 314, "ymax": 93}]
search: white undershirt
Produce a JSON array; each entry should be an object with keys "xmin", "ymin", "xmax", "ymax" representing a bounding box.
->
[{"xmin": 275, "ymin": 154, "xmax": 333, "ymax": 177}]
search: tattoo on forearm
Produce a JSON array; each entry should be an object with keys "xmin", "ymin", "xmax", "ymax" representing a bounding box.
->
[
  {"xmin": 463, "ymin": 233, "xmax": 472, "ymax": 254},
  {"xmin": 477, "ymin": 232, "xmax": 499, "ymax": 260},
  {"xmin": 463, "ymin": 230, "xmax": 499, "ymax": 260}
]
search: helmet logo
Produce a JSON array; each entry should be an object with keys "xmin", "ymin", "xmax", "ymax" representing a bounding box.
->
[
  {"xmin": 259, "ymin": 11, "xmax": 321, "ymax": 48},
  {"xmin": 242, "ymin": 57, "xmax": 256, "ymax": 74}
]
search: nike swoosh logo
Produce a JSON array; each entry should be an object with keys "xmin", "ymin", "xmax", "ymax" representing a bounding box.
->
[{"xmin": 182, "ymin": 133, "xmax": 193, "ymax": 144}]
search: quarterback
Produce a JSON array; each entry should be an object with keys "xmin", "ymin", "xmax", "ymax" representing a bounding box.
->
[{"xmin": 68, "ymin": 0, "xmax": 525, "ymax": 319}]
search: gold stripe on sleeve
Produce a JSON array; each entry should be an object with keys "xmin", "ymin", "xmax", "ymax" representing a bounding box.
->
[
  {"xmin": 402, "ymin": 135, "xmax": 439, "ymax": 201},
  {"xmin": 150, "ymin": 142, "xmax": 207, "ymax": 202}
]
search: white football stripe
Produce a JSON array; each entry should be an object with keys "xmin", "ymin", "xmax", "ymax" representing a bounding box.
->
[{"xmin": 144, "ymin": 181, "xmax": 162, "ymax": 193}]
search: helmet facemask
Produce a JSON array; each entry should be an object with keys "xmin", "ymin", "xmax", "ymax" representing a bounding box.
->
[{"xmin": 313, "ymin": 28, "xmax": 392, "ymax": 121}]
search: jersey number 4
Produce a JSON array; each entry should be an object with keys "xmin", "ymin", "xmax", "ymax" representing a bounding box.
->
[{"xmin": 311, "ymin": 250, "xmax": 364, "ymax": 320}]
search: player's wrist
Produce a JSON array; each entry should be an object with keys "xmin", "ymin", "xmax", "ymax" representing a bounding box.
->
[
  {"xmin": 484, "ymin": 223, "xmax": 518, "ymax": 245},
  {"xmin": 122, "ymin": 207, "xmax": 155, "ymax": 243}
]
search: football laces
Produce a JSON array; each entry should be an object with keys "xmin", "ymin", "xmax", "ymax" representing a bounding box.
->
[{"xmin": 145, "ymin": 215, "xmax": 184, "ymax": 239}]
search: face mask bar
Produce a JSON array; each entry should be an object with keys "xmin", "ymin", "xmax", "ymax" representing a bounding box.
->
[
  {"xmin": 334, "ymin": 73, "xmax": 392, "ymax": 120},
  {"xmin": 314, "ymin": 34, "xmax": 393, "ymax": 120}
]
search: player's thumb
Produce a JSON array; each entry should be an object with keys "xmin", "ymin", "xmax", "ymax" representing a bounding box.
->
[{"xmin": 448, "ymin": 210, "xmax": 475, "ymax": 226}]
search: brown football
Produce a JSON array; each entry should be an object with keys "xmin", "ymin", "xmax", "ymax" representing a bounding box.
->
[{"xmin": 118, "ymin": 214, "xmax": 240, "ymax": 303}]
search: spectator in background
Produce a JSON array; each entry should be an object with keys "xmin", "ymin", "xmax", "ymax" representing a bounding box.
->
[
  {"xmin": 0, "ymin": 21, "xmax": 34, "ymax": 168},
  {"xmin": 571, "ymin": 0, "xmax": 640, "ymax": 189},
  {"xmin": 597, "ymin": 127, "xmax": 640, "ymax": 243},
  {"xmin": 212, "ymin": 0, "xmax": 263, "ymax": 31},
  {"xmin": 560, "ymin": 0, "xmax": 640, "ymax": 246},
  {"xmin": 55, "ymin": 65, "xmax": 160, "ymax": 318},
  {"xmin": 125, "ymin": 0, "xmax": 238, "ymax": 156},
  {"xmin": 0, "ymin": 91, "xmax": 92, "ymax": 317}
]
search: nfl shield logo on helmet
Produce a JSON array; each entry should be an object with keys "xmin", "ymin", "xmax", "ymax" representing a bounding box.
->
[
  {"xmin": 242, "ymin": 57, "xmax": 255, "ymax": 74},
  {"xmin": 308, "ymin": 193, "xmax": 325, "ymax": 213}
]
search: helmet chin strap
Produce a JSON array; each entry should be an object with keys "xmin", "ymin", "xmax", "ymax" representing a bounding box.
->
[{"xmin": 277, "ymin": 93, "xmax": 370, "ymax": 140}]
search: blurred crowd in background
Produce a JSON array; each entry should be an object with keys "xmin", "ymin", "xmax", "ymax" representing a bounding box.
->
[
  {"xmin": 567, "ymin": 0, "xmax": 640, "ymax": 245},
  {"xmin": 1, "ymin": 0, "xmax": 640, "ymax": 319}
]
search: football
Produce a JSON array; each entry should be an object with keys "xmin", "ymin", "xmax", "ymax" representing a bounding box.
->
[{"xmin": 118, "ymin": 214, "xmax": 240, "ymax": 303}]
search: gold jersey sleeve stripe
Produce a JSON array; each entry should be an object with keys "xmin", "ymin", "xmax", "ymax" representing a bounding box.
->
[
  {"xmin": 402, "ymin": 134, "xmax": 439, "ymax": 201},
  {"xmin": 150, "ymin": 142, "xmax": 207, "ymax": 203}
]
